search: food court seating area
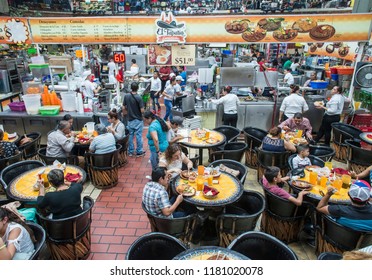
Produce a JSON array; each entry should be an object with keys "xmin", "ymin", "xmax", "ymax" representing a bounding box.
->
[{"xmin": 0, "ymin": 119, "xmax": 371, "ymax": 260}]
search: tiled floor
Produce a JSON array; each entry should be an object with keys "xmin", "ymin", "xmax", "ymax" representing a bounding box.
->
[{"xmin": 82, "ymin": 125, "xmax": 348, "ymax": 260}]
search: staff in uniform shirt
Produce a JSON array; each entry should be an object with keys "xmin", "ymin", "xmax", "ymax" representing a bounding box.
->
[
  {"xmin": 314, "ymin": 86, "xmax": 344, "ymax": 146},
  {"xmin": 107, "ymin": 57, "xmax": 117, "ymax": 84},
  {"xmin": 80, "ymin": 70, "xmax": 101, "ymax": 100},
  {"xmin": 279, "ymin": 84, "xmax": 309, "ymax": 122},
  {"xmin": 162, "ymin": 76, "xmax": 177, "ymax": 122},
  {"xmin": 209, "ymin": 86, "xmax": 240, "ymax": 127},
  {"xmin": 145, "ymin": 71, "xmax": 162, "ymax": 114},
  {"xmin": 283, "ymin": 69, "xmax": 294, "ymax": 85}
]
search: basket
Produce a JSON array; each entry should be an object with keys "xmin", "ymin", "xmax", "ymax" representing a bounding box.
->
[
  {"xmin": 336, "ymin": 67, "xmax": 354, "ymax": 75},
  {"xmin": 8, "ymin": 101, "xmax": 26, "ymax": 112},
  {"xmin": 310, "ymin": 81, "xmax": 329, "ymax": 89},
  {"xmin": 330, "ymin": 68, "xmax": 338, "ymax": 74},
  {"xmin": 39, "ymin": 105, "xmax": 60, "ymax": 115},
  {"xmin": 331, "ymin": 74, "xmax": 338, "ymax": 81},
  {"xmin": 351, "ymin": 114, "xmax": 372, "ymax": 127},
  {"xmin": 325, "ymin": 70, "xmax": 331, "ymax": 78}
]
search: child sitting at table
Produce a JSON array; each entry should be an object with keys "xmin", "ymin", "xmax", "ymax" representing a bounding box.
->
[
  {"xmin": 262, "ymin": 166, "xmax": 309, "ymax": 206},
  {"xmin": 292, "ymin": 144, "xmax": 311, "ymax": 169}
]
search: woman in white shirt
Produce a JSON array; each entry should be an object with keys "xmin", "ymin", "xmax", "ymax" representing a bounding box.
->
[
  {"xmin": 0, "ymin": 208, "xmax": 35, "ymax": 260},
  {"xmin": 107, "ymin": 108, "xmax": 126, "ymax": 141},
  {"xmin": 290, "ymin": 58, "xmax": 300, "ymax": 74},
  {"xmin": 314, "ymin": 86, "xmax": 345, "ymax": 146},
  {"xmin": 158, "ymin": 143, "xmax": 193, "ymax": 177},
  {"xmin": 210, "ymin": 86, "xmax": 240, "ymax": 127},
  {"xmin": 279, "ymin": 84, "xmax": 309, "ymax": 121},
  {"xmin": 162, "ymin": 76, "xmax": 177, "ymax": 121}
]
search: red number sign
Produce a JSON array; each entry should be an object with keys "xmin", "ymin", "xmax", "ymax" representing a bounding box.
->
[{"xmin": 113, "ymin": 51, "xmax": 125, "ymax": 63}]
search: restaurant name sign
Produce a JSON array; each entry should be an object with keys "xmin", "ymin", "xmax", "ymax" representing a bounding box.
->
[
  {"xmin": 155, "ymin": 12, "xmax": 187, "ymax": 44},
  {"xmin": 0, "ymin": 13, "xmax": 371, "ymax": 44}
]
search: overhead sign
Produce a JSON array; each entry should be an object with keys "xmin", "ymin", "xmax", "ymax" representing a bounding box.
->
[
  {"xmin": 155, "ymin": 12, "xmax": 187, "ymax": 44},
  {"xmin": 306, "ymin": 42, "xmax": 358, "ymax": 61},
  {"xmin": 0, "ymin": 17, "xmax": 32, "ymax": 44},
  {"xmin": 148, "ymin": 45, "xmax": 195, "ymax": 66}
]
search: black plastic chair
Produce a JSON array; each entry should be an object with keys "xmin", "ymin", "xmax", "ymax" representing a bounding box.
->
[
  {"xmin": 209, "ymin": 142, "xmax": 247, "ymax": 162},
  {"xmin": 37, "ymin": 147, "xmax": 79, "ymax": 166},
  {"xmin": 213, "ymin": 125, "xmax": 241, "ymax": 143},
  {"xmin": 141, "ymin": 202, "xmax": 197, "ymax": 245},
  {"xmin": 256, "ymin": 148, "xmax": 290, "ymax": 181},
  {"xmin": 84, "ymin": 144, "xmax": 121, "ymax": 189},
  {"xmin": 0, "ymin": 152, "xmax": 23, "ymax": 172},
  {"xmin": 0, "ymin": 160, "xmax": 46, "ymax": 201},
  {"xmin": 345, "ymin": 139, "xmax": 372, "ymax": 174},
  {"xmin": 331, "ymin": 123, "xmax": 362, "ymax": 163},
  {"xmin": 126, "ymin": 232, "xmax": 187, "ymax": 260},
  {"xmin": 17, "ymin": 132, "xmax": 41, "ymax": 160},
  {"xmin": 27, "ymin": 222, "xmax": 46, "ymax": 260},
  {"xmin": 242, "ymin": 127, "xmax": 267, "ymax": 169},
  {"xmin": 117, "ymin": 134, "xmax": 129, "ymax": 167},
  {"xmin": 36, "ymin": 196, "xmax": 94, "ymax": 260},
  {"xmin": 309, "ymin": 145, "xmax": 335, "ymax": 162},
  {"xmin": 260, "ymin": 182, "xmax": 309, "ymax": 244},
  {"xmin": 315, "ymin": 212, "xmax": 372, "ymax": 256},
  {"xmin": 317, "ymin": 252, "xmax": 343, "ymax": 260},
  {"xmin": 228, "ymin": 231, "xmax": 298, "ymax": 260},
  {"xmin": 287, "ymin": 154, "xmax": 325, "ymax": 170},
  {"xmin": 208, "ymin": 159, "xmax": 248, "ymax": 185},
  {"xmin": 216, "ymin": 190, "xmax": 265, "ymax": 247}
]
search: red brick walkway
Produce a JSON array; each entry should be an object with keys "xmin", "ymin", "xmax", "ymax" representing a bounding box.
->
[{"xmin": 89, "ymin": 141, "xmax": 153, "ymax": 260}]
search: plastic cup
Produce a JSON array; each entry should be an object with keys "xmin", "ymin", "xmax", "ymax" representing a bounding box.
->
[
  {"xmin": 3, "ymin": 132, "xmax": 8, "ymax": 141},
  {"xmin": 341, "ymin": 174, "xmax": 351, "ymax": 189},
  {"xmin": 198, "ymin": 165, "xmax": 205, "ymax": 176},
  {"xmin": 324, "ymin": 162, "xmax": 333, "ymax": 171},
  {"xmin": 296, "ymin": 130, "xmax": 303, "ymax": 138},
  {"xmin": 41, "ymin": 173, "xmax": 49, "ymax": 188},
  {"xmin": 196, "ymin": 176, "xmax": 204, "ymax": 191},
  {"xmin": 205, "ymin": 131, "xmax": 210, "ymax": 139},
  {"xmin": 332, "ymin": 179, "xmax": 342, "ymax": 191},
  {"xmin": 320, "ymin": 176, "xmax": 327, "ymax": 188},
  {"xmin": 309, "ymin": 171, "xmax": 318, "ymax": 185},
  {"xmin": 208, "ymin": 175, "xmax": 213, "ymax": 186}
]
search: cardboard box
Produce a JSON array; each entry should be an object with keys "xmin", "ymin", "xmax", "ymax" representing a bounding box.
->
[{"xmin": 47, "ymin": 55, "xmax": 74, "ymax": 74}]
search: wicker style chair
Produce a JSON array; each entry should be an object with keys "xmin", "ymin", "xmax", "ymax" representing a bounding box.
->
[
  {"xmin": 260, "ymin": 183, "xmax": 309, "ymax": 244},
  {"xmin": 209, "ymin": 142, "xmax": 247, "ymax": 163},
  {"xmin": 27, "ymin": 222, "xmax": 46, "ymax": 260},
  {"xmin": 256, "ymin": 148, "xmax": 290, "ymax": 181},
  {"xmin": 228, "ymin": 231, "xmax": 298, "ymax": 260},
  {"xmin": 37, "ymin": 147, "xmax": 79, "ymax": 166},
  {"xmin": 331, "ymin": 123, "xmax": 362, "ymax": 163},
  {"xmin": 84, "ymin": 144, "xmax": 121, "ymax": 189},
  {"xmin": 315, "ymin": 212, "xmax": 372, "ymax": 256},
  {"xmin": 126, "ymin": 232, "xmax": 187, "ymax": 260},
  {"xmin": 309, "ymin": 145, "xmax": 335, "ymax": 162},
  {"xmin": 208, "ymin": 159, "xmax": 248, "ymax": 185},
  {"xmin": 117, "ymin": 134, "xmax": 129, "ymax": 167},
  {"xmin": 213, "ymin": 125, "xmax": 241, "ymax": 143},
  {"xmin": 345, "ymin": 140, "xmax": 372, "ymax": 174},
  {"xmin": 216, "ymin": 190, "xmax": 265, "ymax": 247},
  {"xmin": 0, "ymin": 152, "xmax": 23, "ymax": 172},
  {"xmin": 36, "ymin": 196, "xmax": 94, "ymax": 260},
  {"xmin": 242, "ymin": 127, "xmax": 267, "ymax": 169},
  {"xmin": 142, "ymin": 202, "xmax": 197, "ymax": 246},
  {"xmin": 17, "ymin": 132, "xmax": 41, "ymax": 160}
]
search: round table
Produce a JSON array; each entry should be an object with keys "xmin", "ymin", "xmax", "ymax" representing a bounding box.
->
[
  {"xmin": 171, "ymin": 170, "xmax": 243, "ymax": 208},
  {"xmin": 173, "ymin": 246, "xmax": 249, "ymax": 260},
  {"xmin": 178, "ymin": 129, "xmax": 226, "ymax": 165},
  {"xmin": 360, "ymin": 132, "xmax": 372, "ymax": 145},
  {"xmin": 7, "ymin": 165, "xmax": 86, "ymax": 203}
]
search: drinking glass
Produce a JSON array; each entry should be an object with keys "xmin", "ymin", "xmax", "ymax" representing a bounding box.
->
[
  {"xmin": 196, "ymin": 176, "xmax": 204, "ymax": 191},
  {"xmin": 41, "ymin": 173, "xmax": 49, "ymax": 188},
  {"xmin": 309, "ymin": 171, "xmax": 318, "ymax": 185},
  {"xmin": 207, "ymin": 175, "xmax": 213, "ymax": 186},
  {"xmin": 341, "ymin": 174, "xmax": 351, "ymax": 189},
  {"xmin": 3, "ymin": 132, "xmax": 8, "ymax": 141},
  {"xmin": 198, "ymin": 165, "xmax": 205, "ymax": 176},
  {"xmin": 296, "ymin": 130, "xmax": 303, "ymax": 138},
  {"xmin": 320, "ymin": 176, "xmax": 327, "ymax": 188},
  {"xmin": 324, "ymin": 162, "xmax": 333, "ymax": 171},
  {"xmin": 332, "ymin": 179, "xmax": 342, "ymax": 191},
  {"xmin": 205, "ymin": 131, "xmax": 210, "ymax": 139}
]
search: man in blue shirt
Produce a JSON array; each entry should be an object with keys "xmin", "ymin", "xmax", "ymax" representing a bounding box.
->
[{"xmin": 89, "ymin": 124, "xmax": 116, "ymax": 154}]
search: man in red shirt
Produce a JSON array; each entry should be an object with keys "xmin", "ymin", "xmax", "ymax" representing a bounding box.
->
[
  {"xmin": 258, "ymin": 57, "xmax": 268, "ymax": 72},
  {"xmin": 159, "ymin": 66, "xmax": 172, "ymax": 92}
]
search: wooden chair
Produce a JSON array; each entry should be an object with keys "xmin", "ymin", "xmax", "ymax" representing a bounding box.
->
[
  {"xmin": 36, "ymin": 196, "xmax": 94, "ymax": 260},
  {"xmin": 141, "ymin": 202, "xmax": 197, "ymax": 246},
  {"xmin": 26, "ymin": 222, "xmax": 46, "ymax": 260},
  {"xmin": 309, "ymin": 145, "xmax": 335, "ymax": 162},
  {"xmin": 228, "ymin": 231, "xmax": 298, "ymax": 260},
  {"xmin": 116, "ymin": 134, "xmax": 129, "ymax": 167},
  {"xmin": 17, "ymin": 132, "xmax": 41, "ymax": 160},
  {"xmin": 345, "ymin": 140, "xmax": 372, "ymax": 174},
  {"xmin": 208, "ymin": 159, "xmax": 248, "ymax": 185},
  {"xmin": 126, "ymin": 232, "xmax": 187, "ymax": 260},
  {"xmin": 315, "ymin": 212, "xmax": 372, "ymax": 256},
  {"xmin": 260, "ymin": 183, "xmax": 309, "ymax": 244},
  {"xmin": 216, "ymin": 190, "xmax": 265, "ymax": 247},
  {"xmin": 331, "ymin": 123, "xmax": 362, "ymax": 163},
  {"xmin": 37, "ymin": 147, "xmax": 79, "ymax": 166},
  {"xmin": 256, "ymin": 148, "xmax": 290, "ymax": 181},
  {"xmin": 242, "ymin": 126, "xmax": 267, "ymax": 169},
  {"xmin": 84, "ymin": 144, "xmax": 121, "ymax": 189},
  {"xmin": 209, "ymin": 142, "xmax": 247, "ymax": 163}
]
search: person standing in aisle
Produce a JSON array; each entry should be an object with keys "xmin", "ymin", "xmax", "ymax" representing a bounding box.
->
[
  {"xmin": 122, "ymin": 82, "xmax": 146, "ymax": 157},
  {"xmin": 162, "ymin": 76, "xmax": 177, "ymax": 122},
  {"xmin": 107, "ymin": 57, "xmax": 117, "ymax": 84},
  {"xmin": 177, "ymin": 66, "xmax": 187, "ymax": 90},
  {"xmin": 145, "ymin": 71, "xmax": 162, "ymax": 115},
  {"xmin": 209, "ymin": 86, "xmax": 240, "ymax": 127},
  {"xmin": 159, "ymin": 66, "xmax": 172, "ymax": 92},
  {"xmin": 279, "ymin": 84, "xmax": 309, "ymax": 122},
  {"xmin": 314, "ymin": 86, "xmax": 345, "ymax": 146}
]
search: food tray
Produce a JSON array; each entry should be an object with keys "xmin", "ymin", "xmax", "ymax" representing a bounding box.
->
[
  {"xmin": 310, "ymin": 81, "xmax": 329, "ymax": 89},
  {"xmin": 39, "ymin": 105, "xmax": 60, "ymax": 115},
  {"xmin": 8, "ymin": 101, "xmax": 26, "ymax": 112}
]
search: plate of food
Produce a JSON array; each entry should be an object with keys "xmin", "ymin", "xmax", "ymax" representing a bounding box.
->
[
  {"xmin": 209, "ymin": 169, "xmax": 221, "ymax": 178},
  {"xmin": 272, "ymin": 28, "xmax": 298, "ymax": 42},
  {"xmin": 241, "ymin": 28, "xmax": 266, "ymax": 42},
  {"xmin": 7, "ymin": 132, "xmax": 17, "ymax": 139},
  {"xmin": 65, "ymin": 172, "xmax": 82, "ymax": 183},
  {"xmin": 207, "ymin": 254, "xmax": 230, "ymax": 260},
  {"xmin": 258, "ymin": 18, "xmax": 284, "ymax": 31},
  {"xmin": 202, "ymin": 185, "xmax": 219, "ymax": 199},
  {"xmin": 314, "ymin": 101, "xmax": 324, "ymax": 107},
  {"xmin": 309, "ymin": 24, "xmax": 336, "ymax": 41},
  {"xmin": 292, "ymin": 18, "xmax": 317, "ymax": 33},
  {"xmin": 180, "ymin": 170, "xmax": 197, "ymax": 180},
  {"xmin": 291, "ymin": 180, "xmax": 313, "ymax": 190},
  {"xmin": 292, "ymin": 138, "xmax": 308, "ymax": 145},
  {"xmin": 176, "ymin": 184, "xmax": 196, "ymax": 197},
  {"xmin": 225, "ymin": 19, "xmax": 250, "ymax": 34},
  {"xmin": 205, "ymin": 138, "xmax": 218, "ymax": 144}
]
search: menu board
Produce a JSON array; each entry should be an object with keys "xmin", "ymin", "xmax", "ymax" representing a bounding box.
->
[
  {"xmin": 29, "ymin": 17, "xmax": 129, "ymax": 43},
  {"xmin": 0, "ymin": 17, "xmax": 32, "ymax": 44},
  {"xmin": 148, "ymin": 45, "xmax": 195, "ymax": 66}
]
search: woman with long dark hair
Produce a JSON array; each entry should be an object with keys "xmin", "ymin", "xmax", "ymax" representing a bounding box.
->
[{"xmin": 143, "ymin": 110, "xmax": 169, "ymax": 170}]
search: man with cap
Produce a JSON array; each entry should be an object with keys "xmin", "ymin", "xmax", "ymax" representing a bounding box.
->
[
  {"xmin": 174, "ymin": 76, "xmax": 184, "ymax": 96},
  {"xmin": 166, "ymin": 116, "xmax": 185, "ymax": 145},
  {"xmin": 317, "ymin": 180, "xmax": 372, "ymax": 231},
  {"xmin": 80, "ymin": 70, "xmax": 101, "ymax": 100}
]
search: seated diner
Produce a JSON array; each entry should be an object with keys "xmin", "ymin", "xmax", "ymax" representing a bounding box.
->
[
  {"xmin": 261, "ymin": 126, "xmax": 296, "ymax": 153},
  {"xmin": 89, "ymin": 124, "xmax": 116, "ymax": 154},
  {"xmin": 47, "ymin": 120, "xmax": 75, "ymax": 158},
  {"xmin": 278, "ymin": 112, "xmax": 313, "ymax": 140},
  {"xmin": 158, "ymin": 144, "xmax": 193, "ymax": 177},
  {"xmin": 107, "ymin": 108, "xmax": 126, "ymax": 141},
  {"xmin": 0, "ymin": 129, "xmax": 19, "ymax": 159}
]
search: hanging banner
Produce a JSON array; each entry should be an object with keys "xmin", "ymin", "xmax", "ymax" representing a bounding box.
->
[
  {"xmin": 0, "ymin": 17, "xmax": 32, "ymax": 44},
  {"xmin": 1, "ymin": 13, "xmax": 371, "ymax": 44},
  {"xmin": 148, "ymin": 45, "xmax": 195, "ymax": 66},
  {"xmin": 306, "ymin": 42, "xmax": 358, "ymax": 61}
]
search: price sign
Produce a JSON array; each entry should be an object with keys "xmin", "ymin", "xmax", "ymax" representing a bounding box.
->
[
  {"xmin": 171, "ymin": 45, "xmax": 195, "ymax": 66},
  {"xmin": 174, "ymin": 57, "xmax": 195, "ymax": 65},
  {"xmin": 113, "ymin": 51, "xmax": 125, "ymax": 63}
]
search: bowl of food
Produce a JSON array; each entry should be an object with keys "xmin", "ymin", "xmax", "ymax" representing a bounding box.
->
[
  {"xmin": 188, "ymin": 175, "xmax": 196, "ymax": 183},
  {"xmin": 202, "ymin": 185, "xmax": 219, "ymax": 199},
  {"xmin": 176, "ymin": 184, "xmax": 196, "ymax": 197},
  {"xmin": 209, "ymin": 169, "xmax": 221, "ymax": 178}
]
